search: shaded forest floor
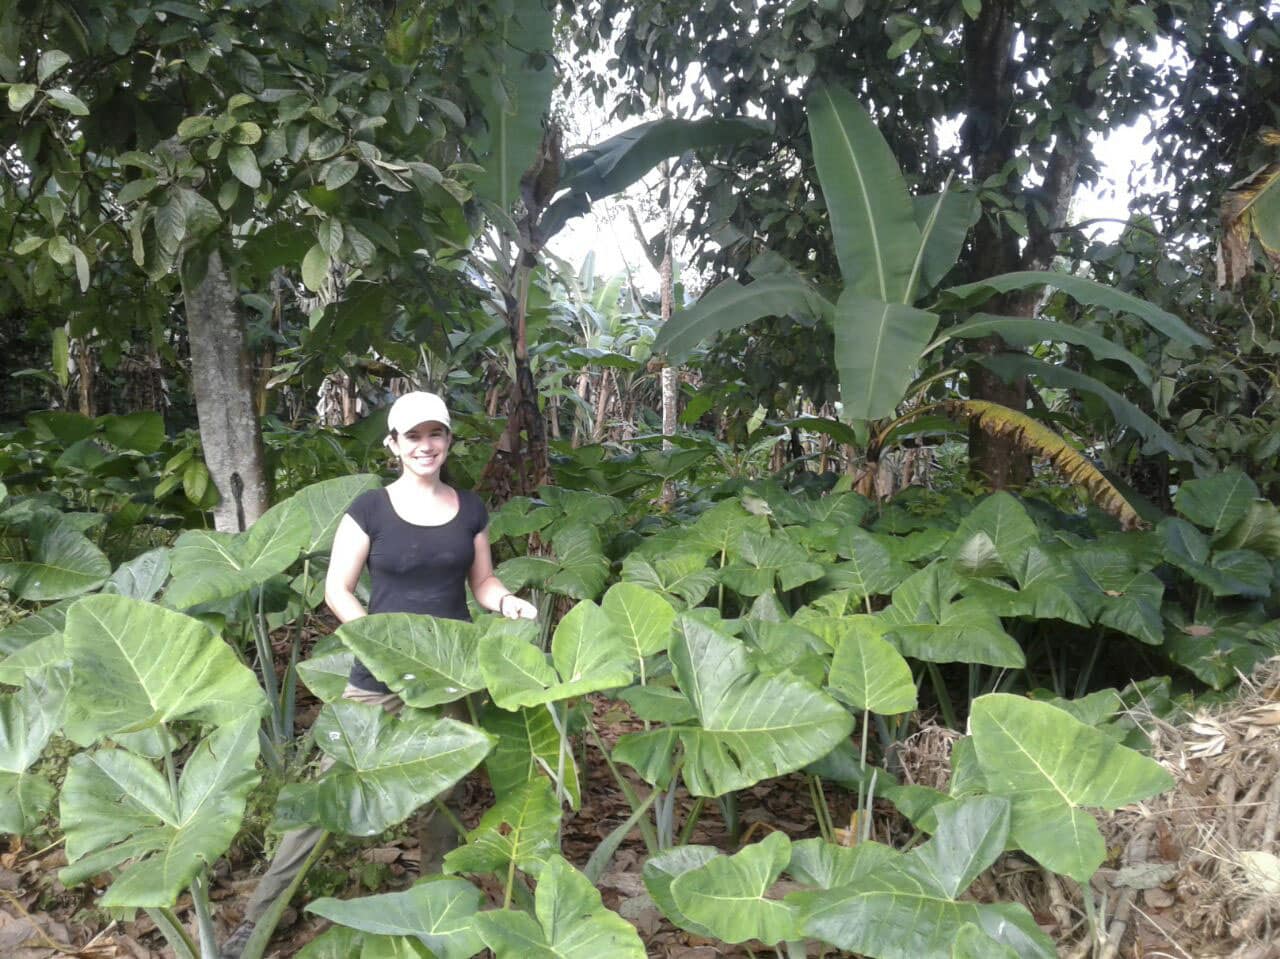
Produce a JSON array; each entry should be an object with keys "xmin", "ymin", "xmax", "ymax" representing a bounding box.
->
[{"xmin": 4, "ymin": 641, "xmax": 1279, "ymax": 959}]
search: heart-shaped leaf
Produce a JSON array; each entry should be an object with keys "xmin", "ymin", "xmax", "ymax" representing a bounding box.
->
[
  {"xmin": 828, "ymin": 618, "xmax": 917, "ymax": 714},
  {"xmin": 60, "ymin": 718, "xmax": 261, "ymax": 906},
  {"xmin": 0, "ymin": 666, "xmax": 71, "ymax": 834},
  {"xmin": 307, "ymin": 877, "xmax": 485, "ymax": 959},
  {"xmin": 473, "ymin": 854, "xmax": 645, "ymax": 958},
  {"xmin": 277, "ymin": 702, "xmax": 492, "ymax": 836},
  {"xmin": 335, "ymin": 613, "xmax": 486, "ymax": 707},
  {"xmin": 444, "ymin": 778, "xmax": 561, "ymax": 878},
  {"xmin": 969, "ymin": 694, "xmax": 1173, "ymax": 883},
  {"xmin": 62, "ymin": 595, "xmax": 265, "ymax": 741},
  {"xmin": 669, "ymin": 831, "xmax": 799, "ymax": 944},
  {"xmin": 0, "ymin": 521, "xmax": 110, "ymax": 600},
  {"xmin": 665, "ymin": 616, "xmax": 854, "ymax": 796},
  {"xmin": 481, "ymin": 703, "xmax": 581, "ymax": 807},
  {"xmin": 165, "ymin": 495, "xmax": 308, "ymax": 608}
]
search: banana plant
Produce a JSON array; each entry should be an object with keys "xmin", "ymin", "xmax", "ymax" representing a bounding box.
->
[{"xmin": 653, "ymin": 84, "xmax": 1210, "ymax": 504}]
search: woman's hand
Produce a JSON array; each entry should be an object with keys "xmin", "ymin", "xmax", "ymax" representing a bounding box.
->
[{"xmin": 498, "ymin": 593, "xmax": 538, "ymax": 620}]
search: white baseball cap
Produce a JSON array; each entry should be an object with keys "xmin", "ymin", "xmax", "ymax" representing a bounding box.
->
[{"xmin": 386, "ymin": 391, "xmax": 451, "ymax": 434}]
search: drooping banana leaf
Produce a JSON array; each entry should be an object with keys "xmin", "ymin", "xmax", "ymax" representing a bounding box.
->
[
  {"xmin": 973, "ymin": 353, "xmax": 1196, "ymax": 463},
  {"xmin": 942, "ymin": 314, "xmax": 1154, "ymax": 386},
  {"xmin": 942, "ymin": 400, "xmax": 1145, "ymax": 530},
  {"xmin": 940, "ymin": 270, "xmax": 1209, "ymax": 347},
  {"xmin": 540, "ymin": 117, "xmax": 770, "ymax": 240},
  {"xmin": 652, "ymin": 275, "xmax": 834, "ymax": 360}
]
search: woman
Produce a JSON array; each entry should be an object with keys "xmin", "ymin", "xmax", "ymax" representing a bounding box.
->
[
  {"xmin": 329, "ymin": 389, "xmax": 537, "ymax": 699},
  {"xmin": 222, "ymin": 392, "xmax": 534, "ymax": 959}
]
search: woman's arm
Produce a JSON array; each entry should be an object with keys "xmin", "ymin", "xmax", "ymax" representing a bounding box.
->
[
  {"xmin": 325, "ymin": 514, "xmax": 372, "ymax": 623},
  {"xmin": 470, "ymin": 529, "xmax": 537, "ymax": 619}
]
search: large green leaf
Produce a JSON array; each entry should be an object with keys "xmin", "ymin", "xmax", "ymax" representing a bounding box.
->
[
  {"xmin": 620, "ymin": 550, "xmax": 717, "ymax": 608},
  {"xmin": 667, "ymin": 616, "xmax": 854, "ymax": 796},
  {"xmin": 291, "ymin": 474, "xmax": 383, "ymax": 556},
  {"xmin": 911, "ymin": 188, "xmax": 979, "ymax": 292},
  {"xmin": 474, "ymin": 855, "xmax": 645, "ymax": 958},
  {"xmin": 1070, "ymin": 548, "xmax": 1163, "ymax": 645},
  {"xmin": 721, "ymin": 530, "xmax": 825, "ymax": 596},
  {"xmin": 0, "ymin": 521, "xmax": 110, "ymax": 601},
  {"xmin": 479, "ymin": 603, "xmax": 632, "ymax": 710},
  {"xmin": 277, "ymin": 702, "xmax": 492, "ymax": 836},
  {"xmin": 101, "ymin": 547, "xmax": 171, "ymax": 601},
  {"xmin": 546, "ymin": 523, "xmax": 609, "ymax": 600},
  {"xmin": 969, "ymin": 694, "xmax": 1173, "ymax": 883},
  {"xmin": 828, "ymin": 620, "xmax": 917, "ymax": 715},
  {"xmin": 444, "ymin": 778, "xmax": 561, "ymax": 878},
  {"xmin": 60, "ymin": 718, "xmax": 261, "ymax": 907},
  {"xmin": 1160, "ymin": 519, "xmax": 1274, "ymax": 599},
  {"xmin": 944, "ymin": 492, "xmax": 1038, "ymax": 579},
  {"xmin": 481, "ymin": 703, "xmax": 581, "ymax": 807},
  {"xmin": 974, "ymin": 353, "xmax": 1195, "ymax": 462},
  {"xmin": 0, "ymin": 667, "xmax": 71, "ymax": 834},
  {"xmin": 1174, "ymin": 469, "xmax": 1259, "ymax": 535},
  {"xmin": 0, "ymin": 598, "xmax": 73, "ymax": 685},
  {"xmin": 600, "ymin": 582, "xmax": 675, "ymax": 673},
  {"xmin": 307, "ymin": 878, "xmax": 485, "ymax": 959},
  {"xmin": 165, "ymin": 496, "xmax": 308, "ymax": 608},
  {"xmin": 642, "ymin": 846, "xmax": 720, "ymax": 937},
  {"xmin": 1216, "ymin": 499, "xmax": 1280, "ymax": 557},
  {"xmin": 297, "ymin": 928, "xmax": 432, "ymax": 959},
  {"xmin": 542, "ymin": 116, "xmax": 770, "ymax": 240},
  {"xmin": 941, "ymin": 271, "xmax": 1209, "ymax": 347},
  {"xmin": 834, "ymin": 291, "xmax": 939, "ymax": 421},
  {"xmin": 652, "ymin": 275, "xmax": 834, "ymax": 360},
  {"xmin": 335, "ymin": 613, "xmax": 486, "ymax": 707},
  {"xmin": 943, "ymin": 314, "xmax": 1154, "ymax": 386},
  {"xmin": 826, "ymin": 528, "xmax": 910, "ymax": 602},
  {"xmin": 786, "ymin": 837, "xmax": 898, "ymax": 889},
  {"xmin": 470, "ymin": 0, "xmax": 555, "ymax": 210},
  {"xmin": 790, "ymin": 796, "xmax": 1053, "ymax": 959},
  {"xmin": 879, "ymin": 567, "xmax": 1024, "ymax": 667},
  {"xmin": 62, "ymin": 595, "xmax": 266, "ymax": 741},
  {"xmin": 807, "ymin": 86, "xmax": 921, "ymax": 303},
  {"xmin": 669, "ymin": 831, "xmax": 799, "ymax": 945}
]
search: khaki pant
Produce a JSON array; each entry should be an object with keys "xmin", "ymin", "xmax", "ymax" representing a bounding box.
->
[{"xmin": 240, "ymin": 685, "xmax": 466, "ymax": 925}]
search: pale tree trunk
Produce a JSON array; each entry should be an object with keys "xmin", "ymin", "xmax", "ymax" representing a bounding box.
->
[
  {"xmin": 656, "ymin": 85, "xmax": 680, "ymax": 505},
  {"xmin": 183, "ymin": 250, "xmax": 270, "ymax": 532}
]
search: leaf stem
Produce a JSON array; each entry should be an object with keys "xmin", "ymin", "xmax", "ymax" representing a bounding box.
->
[
  {"xmin": 926, "ymin": 663, "xmax": 958, "ymax": 729},
  {"xmin": 584, "ymin": 715, "xmax": 660, "ymax": 854},
  {"xmin": 190, "ymin": 870, "xmax": 219, "ymax": 959},
  {"xmin": 145, "ymin": 908, "xmax": 196, "ymax": 959},
  {"xmin": 240, "ymin": 832, "xmax": 331, "ymax": 959}
]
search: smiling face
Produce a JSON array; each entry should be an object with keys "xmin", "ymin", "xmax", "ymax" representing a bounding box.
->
[{"xmin": 390, "ymin": 419, "xmax": 451, "ymax": 479}]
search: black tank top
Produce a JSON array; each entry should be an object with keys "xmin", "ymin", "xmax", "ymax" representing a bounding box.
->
[{"xmin": 343, "ymin": 486, "xmax": 488, "ymax": 692}]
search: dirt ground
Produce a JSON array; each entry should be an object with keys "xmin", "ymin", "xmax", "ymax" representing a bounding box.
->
[{"xmin": 4, "ymin": 660, "xmax": 1279, "ymax": 959}]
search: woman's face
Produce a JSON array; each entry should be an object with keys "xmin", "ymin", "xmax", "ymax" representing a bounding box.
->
[{"xmin": 392, "ymin": 419, "xmax": 451, "ymax": 478}]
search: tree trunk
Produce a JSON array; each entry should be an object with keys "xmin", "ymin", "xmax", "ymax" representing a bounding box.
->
[{"xmin": 183, "ymin": 249, "xmax": 270, "ymax": 532}]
